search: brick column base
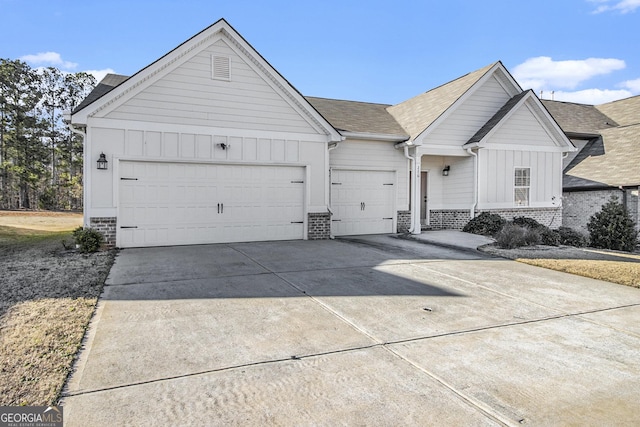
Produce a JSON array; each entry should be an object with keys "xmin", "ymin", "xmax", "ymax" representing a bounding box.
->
[
  {"xmin": 89, "ymin": 217, "xmax": 117, "ymax": 248},
  {"xmin": 308, "ymin": 212, "xmax": 330, "ymax": 240}
]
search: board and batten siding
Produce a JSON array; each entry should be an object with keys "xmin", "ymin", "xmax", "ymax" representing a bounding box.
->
[
  {"xmin": 329, "ymin": 139, "xmax": 409, "ymax": 210},
  {"xmin": 421, "ymin": 75, "xmax": 512, "ymax": 147},
  {"xmin": 101, "ymin": 38, "xmax": 319, "ymax": 135},
  {"xmin": 421, "ymin": 156, "xmax": 474, "ymax": 210},
  {"xmin": 477, "ymin": 149, "xmax": 562, "ymax": 209},
  {"xmin": 88, "ymin": 126, "xmax": 327, "ymax": 214}
]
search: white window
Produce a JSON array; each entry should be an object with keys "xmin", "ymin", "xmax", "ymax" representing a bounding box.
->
[{"xmin": 514, "ymin": 167, "xmax": 530, "ymax": 206}]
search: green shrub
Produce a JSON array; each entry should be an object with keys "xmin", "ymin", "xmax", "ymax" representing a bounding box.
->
[
  {"xmin": 73, "ymin": 227, "xmax": 104, "ymax": 253},
  {"xmin": 512, "ymin": 216, "xmax": 559, "ymax": 246},
  {"xmin": 587, "ymin": 196, "xmax": 638, "ymax": 252},
  {"xmin": 495, "ymin": 223, "xmax": 541, "ymax": 249},
  {"xmin": 463, "ymin": 212, "xmax": 506, "ymax": 236},
  {"xmin": 556, "ymin": 226, "xmax": 588, "ymax": 247}
]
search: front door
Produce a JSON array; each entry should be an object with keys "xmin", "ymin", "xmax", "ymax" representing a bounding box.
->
[{"xmin": 420, "ymin": 171, "xmax": 428, "ymax": 226}]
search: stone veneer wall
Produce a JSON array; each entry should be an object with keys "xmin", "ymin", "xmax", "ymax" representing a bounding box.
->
[
  {"xmin": 89, "ymin": 217, "xmax": 117, "ymax": 248},
  {"xmin": 563, "ymin": 188, "xmax": 639, "ymax": 235},
  {"xmin": 397, "ymin": 210, "xmax": 411, "ymax": 233},
  {"xmin": 308, "ymin": 212, "xmax": 330, "ymax": 240}
]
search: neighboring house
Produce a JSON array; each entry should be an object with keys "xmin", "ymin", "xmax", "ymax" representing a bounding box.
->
[
  {"xmin": 68, "ymin": 19, "xmax": 575, "ymax": 248},
  {"xmin": 543, "ymin": 97, "xmax": 640, "ymax": 235}
]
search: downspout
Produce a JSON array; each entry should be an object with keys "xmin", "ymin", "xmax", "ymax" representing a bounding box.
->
[
  {"xmin": 466, "ymin": 147, "xmax": 478, "ymax": 219},
  {"xmin": 327, "ymin": 142, "xmax": 341, "ymax": 239},
  {"xmin": 403, "ymin": 145, "xmax": 419, "ymax": 234}
]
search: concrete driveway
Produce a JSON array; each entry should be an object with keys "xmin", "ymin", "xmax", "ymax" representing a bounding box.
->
[{"xmin": 61, "ymin": 235, "xmax": 640, "ymax": 426}]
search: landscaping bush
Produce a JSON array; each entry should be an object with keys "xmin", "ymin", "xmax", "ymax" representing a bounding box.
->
[
  {"xmin": 512, "ymin": 216, "xmax": 559, "ymax": 246},
  {"xmin": 72, "ymin": 227, "xmax": 104, "ymax": 253},
  {"xmin": 463, "ymin": 212, "xmax": 506, "ymax": 236},
  {"xmin": 587, "ymin": 196, "xmax": 638, "ymax": 252},
  {"xmin": 555, "ymin": 226, "xmax": 588, "ymax": 247},
  {"xmin": 495, "ymin": 223, "xmax": 541, "ymax": 249}
]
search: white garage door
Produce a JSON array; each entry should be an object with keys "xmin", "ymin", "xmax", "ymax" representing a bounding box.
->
[
  {"xmin": 118, "ymin": 161, "xmax": 305, "ymax": 248},
  {"xmin": 330, "ymin": 169, "xmax": 395, "ymax": 236}
]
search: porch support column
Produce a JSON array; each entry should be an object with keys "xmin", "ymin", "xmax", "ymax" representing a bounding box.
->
[{"xmin": 411, "ymin": 154, "xmax": 422, "ymax": 234}]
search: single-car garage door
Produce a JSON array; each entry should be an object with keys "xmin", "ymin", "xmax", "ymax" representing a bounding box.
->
[
  {"xmin": 118, "ymin": 161, "xmax": 305, "ymax": 248},
  {"xmin": 330, "ymin": 169, "xmax": 395, "ymax": 236}
]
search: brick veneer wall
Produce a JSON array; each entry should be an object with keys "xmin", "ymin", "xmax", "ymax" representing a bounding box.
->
[
  {"xmin": 308, "ymin": 212, "xmax": 330, "ymax": 240},
  {"xmin": 429, "ymin": 210, "xmax": 472, "ymax": 230},
  {"xmin": 89, "ymin": 217, "xmax": 117, "ymax": 248},
  {"xmin": 480, "ymin": 207, "xmax": 563, "ymax": 229},
  {"xmin": 397, "ymin": 210, "xmax": 411, "ymax": 233},
  {"xmin": 563, "ymin": 188, "xmax": 639, "ymax": 235}
]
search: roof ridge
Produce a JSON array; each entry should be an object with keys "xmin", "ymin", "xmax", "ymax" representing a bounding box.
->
[{"xmin": 304, "ymin": 96, "xmax": 392, "ymax": 107}]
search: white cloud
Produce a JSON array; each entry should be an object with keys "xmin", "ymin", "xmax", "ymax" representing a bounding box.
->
[
  {"xmin": 590, "ymin": 0, "xmax": 640, "ymax": 13},
  {"xmin": 84, "ymin": 68, "xmax": 116, "ymax": 83},
  {"xmin": 541, "ymin": 89, "xmax": 633, "ymax": 104},
  {"xmin": 20, "ymin": 51, "xmax": 78, "ymax": 70},
  {"xmin": 621, "ymin": 78, "xmax": 640, "ymax": 92},
  {"xmin": 513, "ymin": 56, "xmax": 626, "ymax": 91}
]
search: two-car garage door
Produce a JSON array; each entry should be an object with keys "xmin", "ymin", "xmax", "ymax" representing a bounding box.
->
[{"xmin": 118, "ymin": 161, "xmax": 305, "ymax": 248}]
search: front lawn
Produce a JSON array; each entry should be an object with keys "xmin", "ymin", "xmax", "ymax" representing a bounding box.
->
[{"xmin": 0, "ymin": 211, "xmax": 114, "ymax": 405}]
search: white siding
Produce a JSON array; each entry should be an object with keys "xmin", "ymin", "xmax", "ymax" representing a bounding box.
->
[
  {"xmin": 420, "ymin": 156, "xmax": 473, "ymax": 210},
  {"xmin": 89, "ymin": 126, "xmax": 327, "ymax": 213},
  {"xmin": 329, "ymin": 139, "xmax": 409, "ymax": 210},
  {"xmin": 488, "ymin": 104, "xmax": 557, "ymax": 147},
  {"xmin": 422, "ymin": 76, "xmax": 511, "ymax": 146},
  {"xmin": 102, "ymin": 38, "xmax": 318, "ymax": 135},
  {"xmin": 477, "ymin": 149, "xmax": 562, "ymax": 209}
]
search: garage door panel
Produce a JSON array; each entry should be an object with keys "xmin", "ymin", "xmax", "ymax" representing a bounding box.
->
[
  {"xmin": 331, "ymin": 169, "xmax": 395, "ymax": 236},
  {"xmin": 118, "ymin": 161, "xmax": 305, "ymax": 248}
]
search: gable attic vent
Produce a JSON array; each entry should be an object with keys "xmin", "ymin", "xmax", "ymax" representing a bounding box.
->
[{"xmin": 212, "ymin": 55, "xmax": 231, "ymax": 81}]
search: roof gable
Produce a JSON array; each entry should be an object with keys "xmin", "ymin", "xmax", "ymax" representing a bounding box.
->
[
  {"xmin": 71, "ymin": 19, "xmax": 340, "ymax": 141},
  {"xmin": 387, "ymin": 61, "xmax": 521, "ymax": 141},
  {"xmin": 465, "ymin": 90, "xmax": 575, "ymax": 152}
]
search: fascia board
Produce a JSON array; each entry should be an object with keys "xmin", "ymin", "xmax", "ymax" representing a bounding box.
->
[{"xmin": 340, "ymin": 131, "xmax": 409, "ymax": 142}]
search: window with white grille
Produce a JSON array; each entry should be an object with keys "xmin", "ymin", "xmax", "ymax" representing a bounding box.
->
[
  {"xmin": 212, "ymin": 55, "xmax": 231, "ymax": 81},
  {"xmin": 514, "ymin": 167, "xmax": 530, "ymax": 206}
]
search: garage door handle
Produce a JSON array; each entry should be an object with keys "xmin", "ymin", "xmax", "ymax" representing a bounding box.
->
[
  {"xmin": 331, "ymin": 219, "xmax": 341, "ymax": 222},
  {"xmin": 221, "ymin": 203, "xmax": 223, "ymax": 213},
  {"xmin": 383, "ymin": 217, "xmax": 393, "ymax": 220},
  {"xmin": 291, "ymin": 221, "xmax": 303, "ymax": 224},
  {"xmin": 120, "ymin": 226, "xmax": 138, "ymax": 229},
  {"xmin": 291, "ymin": 180, "xmax": 304, "ymax": 184},
  {"xmin": 120, "ymin": 177, "xmax": 138, "ymax": 181}
]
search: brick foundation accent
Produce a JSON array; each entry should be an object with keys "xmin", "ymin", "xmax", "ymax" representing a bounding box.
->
[
  {"xmin": 89, "ymin": 217, "xmax": 117, "ymax": 248},
  {"xmin": 397, "ymin": 210, "xmax": 411, "ymax": 233},
  {"xmin": 563, "ymin": 188, "xmax": 639, "ymax": 235},
  {"xmin": 429, "ymin": 210, "xmax": 472, "ymax": 230},
  {"xmin": 308, "ymin": 212, "xmax": 330, "ymax": 240},
  {"xmin": 479, "ymin": 207, "xmax": 563, "ymax": 229}
]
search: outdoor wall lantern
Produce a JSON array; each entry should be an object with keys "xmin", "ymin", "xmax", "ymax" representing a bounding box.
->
[
  {"xmin": 97, "ymin": 153, "xmax": 108, "ymax": 170},
  {"xmin": 442, "ymin": 165, "xmax": 450, "ymax": 176}
]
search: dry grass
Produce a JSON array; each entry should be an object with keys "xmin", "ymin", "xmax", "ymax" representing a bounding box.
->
[
  {"xmin": 0, "ymin": 211, "xmax": 114, "ymax": 406},
  {"xmin": 481, "ymin": 244, "xmax": 640, "ymax": 288},
  {"xmin": 517, "ymin": 258, "xmax": 640, "ymax": 288},
  {"xmin": 0, "ymin": 210, "xmax": 83, "ymax": 232}
]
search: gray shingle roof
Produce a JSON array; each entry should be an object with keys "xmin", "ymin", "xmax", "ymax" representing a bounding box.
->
[
  {"xmin": 305, "ymin": 97, "xmax": 408, "ymax": 137},
  {"xmin": 466, "ymin": 91, "xmax": 529, "ymax": 145},
  {"xmin": 564, "ymin": 124, "xmax": 640, "ymax": 189},
  {"xmin": 541, "ymin": 99, "xmax": 617, "ymax": 135},
  {"xmin": 72, "ymin": 73, "xmax": 129, "ymax": 114},
  {"xmin": 387, "ymin": 62, "xmax": 497, "ymax": 140},
  {"xmin": 596, "ymin": 95, "xmax": 640, "ymax": 127}
]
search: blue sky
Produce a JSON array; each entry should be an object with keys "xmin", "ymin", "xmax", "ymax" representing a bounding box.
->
[{"xmin": 2, "ymin": 0, "xmax": 639, "ymax": 105}]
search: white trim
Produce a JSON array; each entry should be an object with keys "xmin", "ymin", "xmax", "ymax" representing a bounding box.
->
[
  {"xmin": 85, "ymin": 117, "xmax": 332, "ymax": 143},
  {"xmin": 340, "ymin": 131, "xmax": 409, "ymax": 142},
  {"xmin": 415, "ymin": 145, "xmax": 471, "ymax": 157}
]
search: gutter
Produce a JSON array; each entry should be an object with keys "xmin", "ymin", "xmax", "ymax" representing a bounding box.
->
[
  {"xmin": 326, "ymin": 141, "xmax": 342, "ymax": 239},
  {"xmin": 65, "ymin": 115, "xmax": 88, "ymax": 227},
  {"xmin": 402, "ymin": 145, "xmax": 420, "ymax": 234},
  {"xmin": 341, "ymin": 131, "xmax": 409, "ymax": 142}
]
